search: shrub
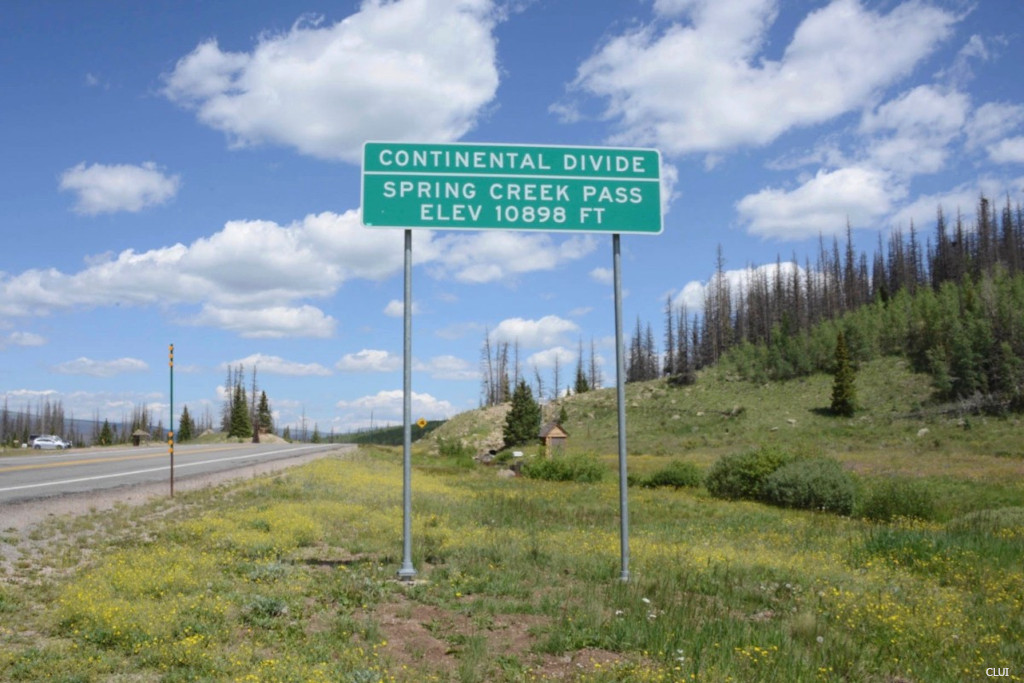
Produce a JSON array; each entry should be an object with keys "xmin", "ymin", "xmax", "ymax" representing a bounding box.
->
[
  {"xmin": 705, "ymin": 446, "xmax": 795, "ymax": 501},
  {"xmin": 436, "ymin": 436, "xmax": 475, "ymax": 460},
  {"xmin": 858, "ymin": 477, "xmax": 935, "ymax": 521},
  {"xmin": 522, "ymin": 453, "xmax": 605, "ymax": 483},
  {"xmin": 761, "ymin": 458, "xmax": 855, "ymax": 515},
  {"xmin": 640, "ymin": 460, "xmax": 702, "ymax": 489}
]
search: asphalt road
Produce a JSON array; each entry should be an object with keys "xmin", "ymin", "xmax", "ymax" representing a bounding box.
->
[{"xmin": 0, "ymin": 441, "xmax": 346, "ymax": 505}]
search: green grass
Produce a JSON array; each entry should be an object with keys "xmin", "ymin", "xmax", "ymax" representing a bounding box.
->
[
  {"xmin": 1, "ymin": 358, "xmax": 1022, "ymax": 680},
  {"xmin": 556, "ymin": 356, "xmax": 935, "ymax": 457}
]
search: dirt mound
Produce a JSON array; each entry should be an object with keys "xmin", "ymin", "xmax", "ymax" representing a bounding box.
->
[{"xmin": 422, "ymin": 403, "xmax": 510, "ymax": 454}]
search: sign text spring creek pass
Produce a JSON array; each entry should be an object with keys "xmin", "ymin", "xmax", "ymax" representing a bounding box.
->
[{"xmin": 362, "ymin": 142, "xmax": 662, "ymax": 234}]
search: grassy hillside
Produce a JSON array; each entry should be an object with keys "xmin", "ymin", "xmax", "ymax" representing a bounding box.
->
[
  {"xmin": 431, "ymin": 356, "xmax": 1021, "ymax": 458},
  {"xmin": 425, "ymin": 357, "xmax": 1024, "ymax": 516}
]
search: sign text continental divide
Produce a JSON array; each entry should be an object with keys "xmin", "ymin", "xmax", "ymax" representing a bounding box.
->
[{"xmin": 362, "ymin": 142, "xmax": 662, "ymax": 234}]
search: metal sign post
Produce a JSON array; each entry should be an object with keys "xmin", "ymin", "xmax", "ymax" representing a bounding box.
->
[
  {"xmin": 398, "ymin": 229, "xmax": 417, "ymax": 580},
  {"xmin": 169, "ymin": 343, "xmax": 175, "ymax": 498},
  {"xmin": 612, "ymin": 235, "xmax": 630, "ymax": 581}
]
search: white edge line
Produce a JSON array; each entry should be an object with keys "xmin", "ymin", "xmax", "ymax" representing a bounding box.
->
[{"xmin": 0, "ymin": 446, "xmax": 330, "ymax": 494}]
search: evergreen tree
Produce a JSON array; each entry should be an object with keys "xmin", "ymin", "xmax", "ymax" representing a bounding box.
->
[
  {"xmin": 503, "ymin": 379, "xmax": 541, "ymax": 448},
  {"xmin": 248, "ymin": 366, "xmax": 260, "ymax": 439},
  {"xmin": 229, "ymin": 381, "xmax": 252, "ymax": 438},
  {"xmin": 627, "ymin": 317, "xmax": 643, "ymax": 382},
  {"xmin": 644, "ymin": 322, "xmax": 659, "ymax": 379},
  {"xmin": 588, "ymin": 337, "xmax": 603, "ymax": 390},
  {"xmin": 830, "ymin": 331, "xmax": 856, "ymax": 417},
  {"xmin": 573, "ymin": 363, "xmax": 590, "ymax": 394},
  {"xmin": 99, "ymin": 419, "xmax": 114, "ymax": 446},
  {"xmin": 257, "ymin": 391, "xmax": 273, "ymax": 434},
  {"xmin": 177, "ymin": 405, "xmax": 194, "ymax": 442},
  {"xmin": 282, "ymin": 426, "xmax": 292, "ymax": 442},
  {"xmin": 574, "ymin": 338, "xmax": 590, "ymax": 394},
  {"xmin": 311, "ymin": 424, "xmax": 321, "ymax": 443}
]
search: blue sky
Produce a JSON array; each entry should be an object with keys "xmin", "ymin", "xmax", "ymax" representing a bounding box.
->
[{"xmin": 2, "ymin": 0, "xmax": 1022, "ymax": 435}]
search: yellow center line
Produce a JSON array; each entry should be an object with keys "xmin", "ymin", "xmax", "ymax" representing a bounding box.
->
[{"xmin": 0, "ymin": 445, "xmax": 245, "ymax": 474}]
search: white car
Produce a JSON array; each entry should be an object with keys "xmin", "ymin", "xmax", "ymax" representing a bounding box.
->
[{"xmin": 32, "ymin": 435, "xmax": 69, "ymax": 450}]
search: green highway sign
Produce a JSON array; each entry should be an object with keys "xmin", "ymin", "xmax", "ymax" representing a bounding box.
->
[{"xmin": 362, "ymin": 142, "xmax": 663, "ymax": 234}]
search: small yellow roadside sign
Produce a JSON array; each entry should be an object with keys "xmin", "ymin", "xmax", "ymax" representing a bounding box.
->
[{"xmin": 416, "ymin": 418, "xmax": 427, "ymax": 429}]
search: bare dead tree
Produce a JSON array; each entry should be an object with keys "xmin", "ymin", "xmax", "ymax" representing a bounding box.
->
[{"xmin": 588, "ymin": 337, "xmax": 602, "ymax": 390}]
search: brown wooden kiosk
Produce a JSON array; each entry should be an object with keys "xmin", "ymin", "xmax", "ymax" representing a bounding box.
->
[{"xmin": 538, "ymin": 422, "xmax": 568, "ymax": 455}]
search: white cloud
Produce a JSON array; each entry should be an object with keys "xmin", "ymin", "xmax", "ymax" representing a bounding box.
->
[
  {"xmin": 525, "ymin": 345, "xmax": 574, "ymax": 370},
  {"xmin": 52, "ymin": 357, "xmax": 149, "ymax": 377},
  {"xmin": 430, "ymin": 232, "xmax": 597, "ymax": 283},
  {"xmin": 415, "ymin": 355, "xmax": 477, "ymax": 381},
  {"xmin": 434, "ymin": 321, "xmax": 484, "ymax": 340},
  {"xmin": 2, "ymin": 389, "xmax": 59, "ymax": 401},
  {"xmin": 660, "ymin": 161, "xmax": 680, "ymax": 214},
  {"xmin": 939, "ymin": 34, "xmax": 992, "ymax": 87},
  {"xmin": 860, "ymin": 85, "xmax": 969, "ymax": 177},
  {"xmin": 590, "ymin": 267, "xmax": 613, "ymax": 285},
  {"xmin": 162, "ymin": 1, "xmax": 500, "ymax": 162},
  {"xmin": 0, "ymin": 210, "xmax": 405, "ymax": 321},
  {"xmin": 172, "ymin": 364, "xmax": 203, "ymax": 375},
  {"xmin": 336, "ymin": 349, "xmax": 402, "ymax": 372},
  {"xmin": 675, "ymin": 260, "xmax": 803, "ymax": 313},
  {"xmin": 563, "ymin": 0, "xmax": 957, "ymax": 157},
  {"xmin": 988, "ymin": 137, "xmax": 1024, "ymax": 164},
  {"xmin": 965, "ymin": 102, "xmax": 1024, "ymax": 150},
  {"xmin": 59, "ymin": 162, "xmax": 180, "ymax": 215},
  {"xmin": 226, "ymin": 353, "xmax": 331, "ymax": 376},
  {"xmin": 383, "ymin": 299, "xmax": 421, "ymax": 317},
  {"xmin": 0, "ymin": 209, "xmax": 598, "ymax": 334},
  {"xmin": 736, "ymin": 73, "xmax": 1022, "ymax": 242},
  {"xmin": 191, "ymin": 305, "xmax": 335, "ymax": 338},
  {"xmin": 736, "ymin": 166, "xmax": 898, "ymax": 240},
  {"xmin": 674, "ymin": 280, "xmax": 707, "ymax": 312},
  {"xmin": 336, "ymin": 389, "xmax": 455, "ymax": 420},
  {"xmin": 4, "ymin": 331, "xmax": 46, "ymax": 348},
  {"xmin": 490, "ymin": 315, "xmax": 578, "ymax": 348},
  {"xmin": 888, "ymin": 177, "xmax": 1024, "ymax": 234},
  {"xmin": 335, "ymin": 349, "xmax": 475, "ymax": 379},
  {"xmin": 861, "ymin": 86, "xmax": 968, "ymax": 137}
]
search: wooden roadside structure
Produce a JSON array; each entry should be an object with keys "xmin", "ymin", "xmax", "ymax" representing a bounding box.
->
[{"xmin": 538, "ymin": 422, "xmax": 568, "ymax": 455}]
